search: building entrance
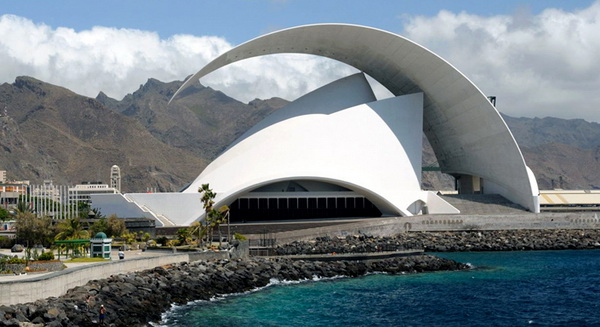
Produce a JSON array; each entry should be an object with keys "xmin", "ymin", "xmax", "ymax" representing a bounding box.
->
[{"xmin": 229, "ymin": 196, "xmax": 382, "ymax": 222}]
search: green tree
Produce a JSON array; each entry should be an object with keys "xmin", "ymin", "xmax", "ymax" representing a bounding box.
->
[
  {"xmin": 17, "ymin": 195, "xmax": 61, "ymax": 217},
  {"xmin": 78, "ymin": 201, "xmax": 91, "ymax": 219},
  {"xmin": 55, "ymin": 218, "xmax": 90, "ymax": 240},
  {"xmin": 15, "ymin": 199, "xmax": 32, "ymax": 214},
  {"xmin": 208, "ymin": 205, "xmax": 230, "ymax": 247},
  {"xmin": 106, "ymin": 214, "xmax": 127, "ymax": 238},
  {"xmin": 188, "ymin": 221, "xmax": 202, "ymax": 244},
  {"xmin": 15, "ymin": 211, "xmax": 55, "ymax": 246},
  {"xmin": 0, "ymin": 207, "xmax": 10, "ymax": 221},
  {"xmin": 89, "ymin": 218, "xmax": 109, "ymax": 236},
  {"xmin": 137, "ymin": 231, "xmax": 151, "ymax": 242},
  {"xmin": 177, "ymin": 228, "xmax": 192, "ymax": 245},
  {"xmin": 198, "ymin": 184, "xmax": 230, "ymax": 248},
  {"xmin": 90, "ymin": 207, "xmax": 105, "ymax": 219},
  {"xmin": 122, "ymin": 231, "xmax": 136, "ymax": 246}
]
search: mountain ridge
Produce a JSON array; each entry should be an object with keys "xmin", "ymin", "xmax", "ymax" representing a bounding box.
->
[{"xmin": 1, "ymin": 76, "xmax": 598, "ymax": 192}]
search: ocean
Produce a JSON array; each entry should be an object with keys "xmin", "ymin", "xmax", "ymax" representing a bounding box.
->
[{"xmin": 158, "ymin": 250, "xmax": 600, "ymax": 326}]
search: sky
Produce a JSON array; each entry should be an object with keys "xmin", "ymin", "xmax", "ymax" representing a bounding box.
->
[{"xmin": 1, "ymin": 0, "xmax": 599, "ymax": 122}]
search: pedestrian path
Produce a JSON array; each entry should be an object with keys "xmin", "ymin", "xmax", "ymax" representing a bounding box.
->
[{"xmin": 0, "ymin": 249, "xmax": 168, "ymax": 282}]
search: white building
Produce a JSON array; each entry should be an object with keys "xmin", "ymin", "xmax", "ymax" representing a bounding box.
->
[
  {"xmin": 30, "ymin": 180, "xmax": 61, "ymax": 203},
  {"xmin": 0, "ymin": 171, "xmax": 29, "ymax": 209},
  {"xmin": 70, "ymin": 182, "xmax": 118, "ymax": 204},
  {"xmin": 110, "ymin": 165, "xmax": 121, "ymax": 193},
  {"xmin": 92, "ymin": 24, "xmax": 539, "ymax": 226}
]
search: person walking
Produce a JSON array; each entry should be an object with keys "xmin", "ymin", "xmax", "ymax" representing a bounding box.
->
[
  {"xmin": 99, "ymin": 304, "xmax": 106, "ymax": 325},
  {"xmin": 85, "ymin": 295, "xmax": 94, "ymax": 311}
]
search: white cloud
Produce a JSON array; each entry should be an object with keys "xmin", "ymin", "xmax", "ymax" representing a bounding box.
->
[
  {"xmin": 1, "ymin": 3, "xmax": 600, "ymax": 123},
  {"xmin": 0, "ymin": 14, "xmax": 232, "ymax": 100},
  {"xmin": 201, "ymin": 53, "xmax": 356, "ymax": 103},
  {"xmin": 0, "ymin": 14, "xmax": 353, "ymax": 104},
  {"xmin": 402, "ymin": 2, "xmax": 600, "ymax": 122}
]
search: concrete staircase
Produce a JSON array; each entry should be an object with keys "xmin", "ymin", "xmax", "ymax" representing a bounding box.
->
[{"xmin": 440, "ymin": 194, "xmax": 527, "ymax": 215}]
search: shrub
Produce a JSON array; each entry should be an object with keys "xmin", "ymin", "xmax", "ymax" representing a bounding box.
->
[
  {"xmin": 0, "ymin": 236, "xmax": 15, "ymax": 248},
  {"xmin": 233, "ymin": 233, "xmax": 247, "ymax": 241},
  {"xmin": 6, "ymin": 256, "xmax": 26, "ymax": 264},
  {"xmin": 155, "ymin": 236, "xmax": 169, "ymax": 246},
  {"xmin": 37, "ymin": 252, "xmax": 55, "ymax": 261}
]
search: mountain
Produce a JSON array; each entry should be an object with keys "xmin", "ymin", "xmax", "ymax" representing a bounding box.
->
[
  {"xmin": 0, "ymin": 76, "xmax": 207, "ymax": 192},
  {"xmin": 1, "ymin": 76, "xmax": 598, "ymax": 193},
  {"xmin": 96, "ymin": 78, "xmax": 284, "ymax": 160},
  {"xmin": 520, "ymin": 143, "xmax": 600, "ymax": 189},
  {"xmin": 502, "ymin": 114, "xmax": 600, "ymax": 149}
]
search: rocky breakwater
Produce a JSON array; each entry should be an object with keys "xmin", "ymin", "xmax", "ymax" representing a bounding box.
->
[
  {"xmin": 0, "ymin": 255, "xmax": 467, "ymax": 326},
  {"xmin": 275, "ymin": 229, "xmax": 600, "ymax": 255}
]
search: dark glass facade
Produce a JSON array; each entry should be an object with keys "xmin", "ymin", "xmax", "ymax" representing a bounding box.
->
[{"xmin": 229, "ymin": 196, "xmax": 382, "ymax": 222}]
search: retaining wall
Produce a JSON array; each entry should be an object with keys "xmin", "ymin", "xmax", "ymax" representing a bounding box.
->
[
  {"xmin": 4, "ymin": 261, "xmax": 65, "ymax": 274},
  {"xmin": 257, "ymin": 212, "xmax": 600, "ymax": 244},
  {"xmin": 0, "ymin": 254, "xmax": 193, "ymax": 306}
]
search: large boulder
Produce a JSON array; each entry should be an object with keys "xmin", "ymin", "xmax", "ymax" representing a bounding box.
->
[{"xmin": 10, "ymin": 244, "xmax": 24, "ymax": 253}]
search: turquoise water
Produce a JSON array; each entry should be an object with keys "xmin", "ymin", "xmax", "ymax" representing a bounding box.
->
[{"xmin": 159, "ymin": 250, "xmax": 600, "ymax": 326}]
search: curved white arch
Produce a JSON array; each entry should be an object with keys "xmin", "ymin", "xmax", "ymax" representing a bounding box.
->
[{"xmin": 173, "ymin": 23, "xmax": 539, "ymax": 212}]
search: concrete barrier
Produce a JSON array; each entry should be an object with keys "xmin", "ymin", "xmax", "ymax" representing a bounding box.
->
[
  {"xmin": 254, "ymin": 212, "xmax": 600, "ymax": 244},
  {"xmin": 276, "ymin": 250, "xmax": 424, "ymax": 261},
  {"xmin": 0, "ymin": 253, "xmax": 191, "ymax": 306}
]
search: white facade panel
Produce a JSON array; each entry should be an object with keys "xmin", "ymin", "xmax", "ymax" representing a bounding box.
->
[{"xmin": 185, "ymin": 75, "xmax": 430, "ymax": 221}]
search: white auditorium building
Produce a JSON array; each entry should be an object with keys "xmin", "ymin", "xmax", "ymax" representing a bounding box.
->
[{"xmin": 92, "ymin": 24, "xmax": 540, "ymax": 227}]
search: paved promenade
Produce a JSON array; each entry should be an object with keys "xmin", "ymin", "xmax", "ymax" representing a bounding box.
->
[
  {"xmin": 0, "ymin": 248, "xmax": 169, "ymax": 282},
  {"xmin": 0, "ymin": 249, "xmax": 197, "ymax": 305}
]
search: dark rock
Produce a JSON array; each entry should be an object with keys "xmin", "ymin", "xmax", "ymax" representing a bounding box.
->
[
  {"xmin": 275, "ymin": 229, "xmax": 600, "ymax": 254},
  {"xmin": 0, "ymin": 240, "xmax": 475, "ymax": 326}
]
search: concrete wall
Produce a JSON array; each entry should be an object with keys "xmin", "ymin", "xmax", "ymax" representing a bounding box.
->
[
  {"xmin": 0, "ymin": 254, "xmax": 191, "ymax": 306},
  {"xmin": 257, "ymin": 212, "xmax": 600, "ymax": 245},
  {"xmin": 0, "ymin": 245, "xmax": 249, "ymax": 306},
  {"xmin": 4, "ymin": 261, "xmax": 65, "ymax": 274}
]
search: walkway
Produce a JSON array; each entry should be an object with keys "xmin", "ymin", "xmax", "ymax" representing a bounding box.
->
[{"xmin": 0, "ymin": 248, "xmax": 169, "ymax": 282}]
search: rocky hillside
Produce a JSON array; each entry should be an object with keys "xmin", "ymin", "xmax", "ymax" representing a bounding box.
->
[
  {"xmin": 0, "ymin": 77, "xmax": 206, "ymax": 192},
  {"xmin": 503, "ymin": 115, "xmax": 600, "ymax": 189},
  {"xmin": 423, "ymin": 116, "xmax": 600, "ymax": 190},
  {"xmin": 1, "ymin": 76, "xmax": 598, "ymax": 192},
  {"xmin": 96, "ymin": 78, "xmax": 285, "ymax": 160}
]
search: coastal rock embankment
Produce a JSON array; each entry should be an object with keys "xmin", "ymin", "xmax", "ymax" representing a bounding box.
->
[
  {"xmin": 275, "ymin": 229, "xmax": 600, "ymax": 254},
  {"xmin": 0, "ymin": 255, "xmax": 467, "ymax": 327}
]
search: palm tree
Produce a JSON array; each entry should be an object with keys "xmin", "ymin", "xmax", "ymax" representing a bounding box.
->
[
  {"xmin": 198, "ymin": 184, "xmax": 229, "ymax": 248},
  {"xmin": 55, "ymin": 218, "xmax": 89, "ymax": 240},
  {"xmin": 55, "ymin": 218, "xmax": 90, "ymax": 258},
  {"xmin": 15, "ymin": 199, "xmax": 32, "ymax": 214}
]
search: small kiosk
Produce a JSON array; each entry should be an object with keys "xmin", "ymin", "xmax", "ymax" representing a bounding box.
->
[{"xmin": 90, "ymin": 232, "xmax": 112, "ymax": 259}]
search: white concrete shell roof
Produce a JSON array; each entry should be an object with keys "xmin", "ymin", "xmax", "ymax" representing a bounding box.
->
[
  {"xmin": 183, "ymin": 73, "xmax": 440, "ymax": 221},
  {"xmin": 173, "ymin": 23, "xmax": 539, "ymax": 213}
]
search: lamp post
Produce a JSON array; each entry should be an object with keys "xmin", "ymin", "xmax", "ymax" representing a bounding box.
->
[{"xmin": 227, "ymin": 211, "xmax": 231, "ymax": 247}]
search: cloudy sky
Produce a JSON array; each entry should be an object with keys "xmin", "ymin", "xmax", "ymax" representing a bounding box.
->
[{"xmin": 1, "ymin": 0, "xmax": 599, "ymax": 122}]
